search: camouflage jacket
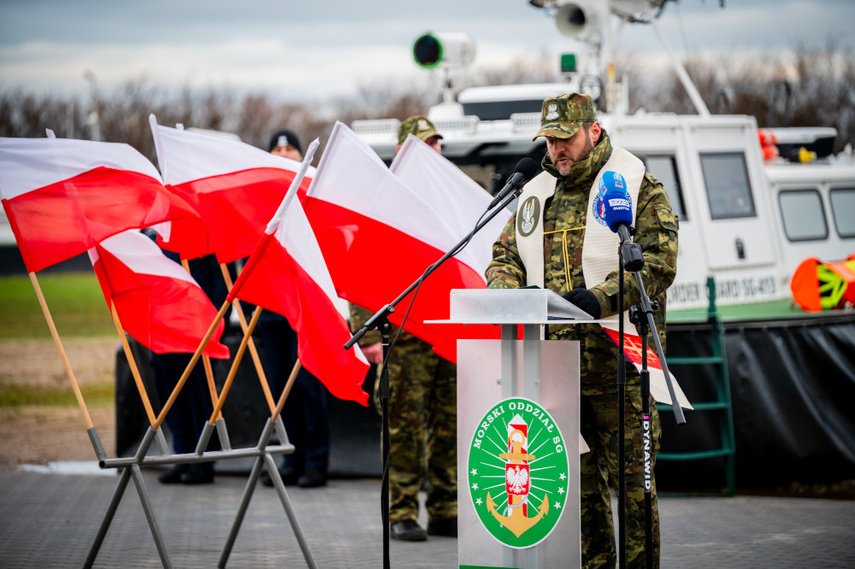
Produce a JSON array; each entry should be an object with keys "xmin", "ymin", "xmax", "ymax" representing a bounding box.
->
[{"xmin": 485, "ymin": 131, "xmax": 679, "ymax": 386}]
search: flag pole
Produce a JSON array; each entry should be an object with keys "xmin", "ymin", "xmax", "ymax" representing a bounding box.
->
[
  {"xmin": 219, "ymin": 263, "xmax": 277, "ymax": 413},
  {"xmin": 28, "ymin": 271, "xmax": 107, "ymax": 461},
  {"xmin": 272, "ymin": 360, "xmax": 302, "ymax": 422},
  {"xmin": 212, "ymin": 305, "xmax": 261, "ymax": 419},
  {"xmin": 195, "ymin": 138, "xmax": 320, "ymax": 455},
  {"xmin": 153, "ymin": 298, "xmax": 232, "ymax": 430},
  {"xmin": 34, "ymin": 130, "xmax": 93, "ymax": 433},
  {"xmin": 148, "ymin": 114, "xmax": 169, "ymax": 182},
  {"xmin": 108, "ymin": 302, "xmax": 170, "ymax": 455},
  {"xmin": 178, "ymin": 258, "xmax": 227, "ymax": 421},
  {"xmin": 109, "ymin": 302, "xmax": 157, "ymax": 425},
  {"xmin": 265, "ymin": 138, "xmax": 319, "ymax": 234},
  {"xmin": 226, "ymin": 138, "xmax": 319, "ymax": 304},
  {"xmin": 193, "ymin": 302, "xmax": 301, "ymax": 455}
]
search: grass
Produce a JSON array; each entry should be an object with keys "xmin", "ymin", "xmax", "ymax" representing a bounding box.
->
[
  {"xmin": 1, "ymin": 272, "xmax": 116, "ymax": 410},
  {"xmin": 0, "ymin": 381, "xmax": 114, "ymax": 410},
  {"xmin": 0, "ymin": 272, "xmax": 115, "ymax": 339}
]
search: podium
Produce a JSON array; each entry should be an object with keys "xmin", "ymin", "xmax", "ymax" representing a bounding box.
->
[{"xmin": 441, "ymin": 289, "xmax": 588, "ymax": 569}]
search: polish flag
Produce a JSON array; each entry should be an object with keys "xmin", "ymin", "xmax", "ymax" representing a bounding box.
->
[
  {"xmin": 150, "ymin": 116, "xmax": 314, "ymax": 264},
  {"xmin": 90, "ymin": 230, "xmax": 230, "ymax": 359},
  {"xmin": 390, "ymin": 133, "xmax": 508, "ymax": 277},
  {"xmin": 302, "ymin": 122, "xmax": 502, "ymax": 363},
  {"xmin": 227, "ymin": 152, "xmax": 370, "ymax": 405},
  {"xmin": 0, "ymin": 136, "xmax": 206, "ymax": 273},
  {"xmin": 601, "ymin": 326, "xmax": 692, "ymax": 409}
]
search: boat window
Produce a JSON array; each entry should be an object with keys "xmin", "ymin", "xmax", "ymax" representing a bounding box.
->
[
  {"xmin": 779, "ymin": 189, "xmax": 828, "ymax": 241},
  {"xmin": 462, "ymin": 100, "xmax": 543, "ymax": 121},
  {"xmin": 830, "ymin": 187, "xmax": 855, "ymax": 238},
  {"xmin": 642, "ymin": 154, "xmax": 686, "ymax": 221},
  {"xmin": 699, "ymin": 152, "xmax": 756, "ymax": 220}
]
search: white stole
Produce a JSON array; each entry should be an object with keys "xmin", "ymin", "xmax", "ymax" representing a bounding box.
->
[
  {"xmin": 516, "ymin": 147, "xmax": 643, "ymax": 288},
  {"xmin": 514, "ymin": 148, "xmax": 691, "ymax": 409}
]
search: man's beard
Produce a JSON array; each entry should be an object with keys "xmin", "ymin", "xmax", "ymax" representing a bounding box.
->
[
  {"xmin": 556, "ymin": 160, "xmax": 573, "ymax": 177},
  {"xmin": 551, "ymin": 130, "xmax": 593, "ymax": 176}
]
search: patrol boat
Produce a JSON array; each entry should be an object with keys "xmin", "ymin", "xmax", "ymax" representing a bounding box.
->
[
  {"xmin": 352, "ymin": 0, "xmax": 855, "ymax": 318},
  {"xmin": 351, "ymin": 0, "xmax": 855, "ymax": 493}
]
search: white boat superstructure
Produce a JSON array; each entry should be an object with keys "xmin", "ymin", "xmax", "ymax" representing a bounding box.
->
[{"xmin": 353, "ymin": 0, "xmax": 855, "ymax": 313}]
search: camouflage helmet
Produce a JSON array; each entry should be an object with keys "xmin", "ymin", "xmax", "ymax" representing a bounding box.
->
[
  {"xmin": 397, "ymin": 115, "xmax": 443, "ymax": 145},
  {"xmin": 532, "ymin": 93, "xmax": 598, "ymax": 141}
]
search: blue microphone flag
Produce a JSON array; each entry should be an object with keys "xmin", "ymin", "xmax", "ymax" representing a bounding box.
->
[{"xmin": 599, "ymin": 170, "xmax": 633, "ymax": 233}]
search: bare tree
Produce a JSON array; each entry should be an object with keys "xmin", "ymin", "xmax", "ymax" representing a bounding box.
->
[{"xmin": 2, "ymin": 45, "xmax": 853, "ymax": 155}]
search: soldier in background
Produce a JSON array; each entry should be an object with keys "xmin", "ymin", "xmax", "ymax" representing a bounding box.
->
[
  {"xmin": 486, "ymin": 94, "xmax": 678, "ymax": 567},
  {"xmin": 350, "ymin": 116, "xmax": 458, "ymax": 542}
]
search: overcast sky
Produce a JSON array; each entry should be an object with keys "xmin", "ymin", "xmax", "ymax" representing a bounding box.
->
[{"xmin": 1, "ymin": 0, "xmax": 852, "ymax": 102}]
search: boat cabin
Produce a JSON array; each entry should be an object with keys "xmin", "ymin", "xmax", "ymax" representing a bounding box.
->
[{"xmin": 353, "ymin": 87, "xmax": 855, "ymax": 313}]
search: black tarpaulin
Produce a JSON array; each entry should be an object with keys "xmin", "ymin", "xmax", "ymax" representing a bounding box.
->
[{"xmin": 658, "ymin": 314, "xmax": 855, "ymax": 491}]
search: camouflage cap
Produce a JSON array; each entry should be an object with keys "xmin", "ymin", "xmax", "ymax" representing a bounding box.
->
[
  {"xmin": 397, "ymin": 115, "xmax": 443, "ymax": 145},
  {"xmin": 532, "ymin": 93, "xmax": 598, "ymax": 141}
]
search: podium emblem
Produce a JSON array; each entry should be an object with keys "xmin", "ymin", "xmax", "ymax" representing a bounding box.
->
[{"xmin": 467, "ymin": 397, "xmax": 569, "ymax": 549}]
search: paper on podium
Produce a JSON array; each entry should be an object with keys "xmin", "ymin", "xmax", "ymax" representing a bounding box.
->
[{"xmin": 441, "ymin": 287, "xmax": 594, "ymax": 325}]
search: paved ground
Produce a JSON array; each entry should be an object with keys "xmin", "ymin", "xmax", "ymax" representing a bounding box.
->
[{"xmin": 0, "ymin": 465, "xmax": 853, "ymax": 568}]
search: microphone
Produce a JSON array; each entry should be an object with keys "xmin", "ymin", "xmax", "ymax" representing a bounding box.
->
[
  {"xmin": 488, "ymin": 158, "xmax": 539, "ymax": 209},
  {"xmin": 600, "ymin": 170, "xmax": 644, "ymax": 271},
  {"xmin": 600, "ymin": 171, "xmax": 634, "ymax": 242}
]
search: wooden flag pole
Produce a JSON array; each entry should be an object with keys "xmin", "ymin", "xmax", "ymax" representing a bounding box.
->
[
  {"xmin": 272, "ymin": 359, "xmax": 302, "ymax": 422},
  {"xmin": 28, "ymin": 272, "xmax": 94, "ymax": 429},
  {"xmin": 108, "ymin": 302, "xmax": 158, "ymax": 425},
  {"xmin": 201, "ymin": 355, "xmax": 223, "ymax": 419},
  {"xmin": 179, "ymin": 259, "xmax": 225, "ymax": 420},
  {"xmin": 153, "ymin": 298, "xmax": 231, "ymax": 430},
  {"xmin": 219, "ymin": 263, "xmax": 277, "ymax": 414},
  {"xmin": 206, "ymin": 305, "xmax": 263, "ymax": 425}
]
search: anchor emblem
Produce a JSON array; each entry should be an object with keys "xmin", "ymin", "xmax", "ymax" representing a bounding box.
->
[{"xmin": 486, "ymin": 416, "xmax": 549, "ymax": 538}]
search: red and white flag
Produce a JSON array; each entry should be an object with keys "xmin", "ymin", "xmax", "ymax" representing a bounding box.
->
[
  {"xmin": 150, "ymin": 116, "xmax": 314, "ymax": 264},
  {"xmin": 0, "ymin": 136, "xmax": 205, "ymax": 273},
  {"xmin": 390, "ymin": 133, "xmax": 509, "ymax": 279},
  {"xmin": 90, "ymin": 230, "xmax": 230, "ymax": 359},
  {"xmin": 601, "ymin": 326, "xmax": 692, "ymax": 408},
  {"xmin": 302, "ymin": 122, "xmax": 501, "ymax": 363},
  {"xmin": 228, "ymin": 144, "xmax": 370, "ymax": 405}
]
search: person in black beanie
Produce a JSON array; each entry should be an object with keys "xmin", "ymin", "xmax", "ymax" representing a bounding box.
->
[{"xmin": 268, "ymin": 129, "xmax": 303, "ymax": 161}]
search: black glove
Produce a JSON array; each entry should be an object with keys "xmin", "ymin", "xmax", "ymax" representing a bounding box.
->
[{"xmin": 562, "ymin": 288, "xmax": 601, "ymax": 318}]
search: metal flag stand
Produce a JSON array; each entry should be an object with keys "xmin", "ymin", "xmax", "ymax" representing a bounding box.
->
[
  {"xmin": 81, "ymin": 136, "xmax": 324, "ymax": 568},
  {"xmin": 86, "ymin": 301, "xmax": 316, "ymax": 569}
]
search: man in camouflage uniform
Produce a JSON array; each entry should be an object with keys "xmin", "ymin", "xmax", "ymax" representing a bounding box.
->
[
  {"xmin": 486, "ymin": 93, "xmax": 678, "ymax": 567},
  {"xmin": 350, "ymin": 115, "xmax": 458, "ymax": 542}
]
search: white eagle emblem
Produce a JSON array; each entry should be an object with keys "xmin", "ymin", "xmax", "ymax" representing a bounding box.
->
[
  {"xmin": 545, "ymin": 103, "xmax": 559, "ymax": 121},
  {"xmin": 520, "ymin": 198, "xmax": 536, "ymax": 234},
  {"xmin": 506, "ymin": 465, "xmax": 529, "ymax": 494}
]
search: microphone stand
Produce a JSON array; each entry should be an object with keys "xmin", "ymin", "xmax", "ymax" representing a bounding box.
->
[
  {"xmin": 616, "ymin": 238, "xmax": 641, "ymax": 569},
  {"xmin": 377, "ymin": 317, "xmax": 391, "ymax": 568},
  {"xmin": 344, "ymin": 189, "xmax": 520, "ymax": 569},
  {"xmin": 630, "ymin": 265, "xmax": 686, "ymax": 569},
  {"xmin": 629, "ymin": 267, "xmax": 686, "ymax": 428},
  {"xmin": 616, "ymin": 236, "xmax": 685, "ymax": 569},
  {"xmin": 629, "ymin": 301, "xmax": 655, "ymax": 569},
  {"xmin": 617, "ymin": 245, "xmax": 627, "ymax": 569}
]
